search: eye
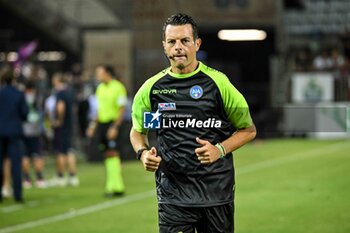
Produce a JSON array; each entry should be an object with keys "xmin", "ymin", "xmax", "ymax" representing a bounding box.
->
[
  {"xmin": 167, "ymin": 40, "xmax": 175, "ymax": 44},
  {"xmin": 182, "ymin": 38, "xmax": 190, "ymax": 44}
]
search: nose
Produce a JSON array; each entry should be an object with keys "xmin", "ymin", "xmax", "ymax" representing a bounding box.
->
[{"xmin": 174, "ymin": 40, "xmax": 183, "ymax": 51}]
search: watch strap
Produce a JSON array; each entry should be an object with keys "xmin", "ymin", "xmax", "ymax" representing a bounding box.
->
[{"xmin": 136, "ymin": 147, "xmax": 149, "ymax": 160}]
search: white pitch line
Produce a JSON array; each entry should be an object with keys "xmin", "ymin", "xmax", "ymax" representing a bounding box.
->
[
  {"xmin": 0, "ymin": 205, "xmax": 23, "ymax": 214},
  {"xmin": 0, "ymin": 190, "xmax": 155, "ymax": 233},
  {"xmin": 1, "ymin": 141, "xmax": 349, "ymax": 233},
  {"xmin": 1, "ymin": 195, "xmax": 69, "ymax": 213},
  {"xmin": 236, "ymin": 141, "xmax": 350, "ymax": 175}
]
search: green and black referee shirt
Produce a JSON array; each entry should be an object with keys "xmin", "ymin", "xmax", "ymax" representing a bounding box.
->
[{"xmin": 132, "ymin": 62, "xmax": 253, "ymax": 207}]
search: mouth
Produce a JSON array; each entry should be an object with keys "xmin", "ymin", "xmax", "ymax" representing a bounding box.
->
[{"xmin": 172, "ymin": 54, "xmax": 187, "ymax": 60}]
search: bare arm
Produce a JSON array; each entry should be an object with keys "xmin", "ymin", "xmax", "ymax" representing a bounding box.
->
[
  {"xmin": 87, "ymin": 106, "xmax": 126, "ymax": 139},
  {"xmin": 55, "ymin": 100, "xmax": 65, "ymax": 127},
  {"xmin": 130, "ymin": 127, "xmax": 149, "ymax": 152},
  {"xmin": 221, "ymin": 124, "xmax": 257, "ymax": 154},
  {"xmin": 130, "ymin": 128, "xmax": 161, "ymax": 172},
  {"xmin": 109, "ymin": 106, "xmax": 126, "ymax": 128},
  {"xmin": 195, "ymin": 124, "xmax": 257, "ymax": 164},
  {"xmin": 106, "ymin": 106, "xmax": 126, "ymax": 140}
]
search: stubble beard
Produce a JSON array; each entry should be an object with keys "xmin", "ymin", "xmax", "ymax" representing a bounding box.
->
[
  {"xmin": 176, "ymin": 63, "xmax": 185, "ymax": 70},
  {"xmin": 174, "ymin": 59, "xmax": 187, "ymax": 71}
]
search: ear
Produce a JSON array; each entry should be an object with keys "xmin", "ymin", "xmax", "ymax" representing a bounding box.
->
[
  {"xmin": 195, "ymin": 38, "xmax": 202, "ymax": 52},
  {"xmin": 162, "ymin": 40, "xmax": 166, "ymax": 50}
]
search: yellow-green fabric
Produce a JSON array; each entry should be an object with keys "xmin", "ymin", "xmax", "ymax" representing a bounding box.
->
[
  {"xmin": 96, "ymin": 79, "xmax": 127, "ymax": 123},
  {"xmin": 131, "ymin": 62, "xmax": 253, "ymax": 133},
  {"xmin": 104, "ymin": 157, "xmax": 124, "ymax": 193}
]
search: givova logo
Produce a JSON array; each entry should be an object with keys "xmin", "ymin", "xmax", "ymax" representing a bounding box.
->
[
  {"xmin": 152, "ymin": 89, "xmax": 177, "ymax": 95},
  {"xmin": 143, "ymin": 110, "xmax": 222, "ymax": 129}
]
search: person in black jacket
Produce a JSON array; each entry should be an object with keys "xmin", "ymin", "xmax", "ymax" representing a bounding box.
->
[{"xmin": 0, "ymin": 66, "xmax": 28, "ymax": 202}]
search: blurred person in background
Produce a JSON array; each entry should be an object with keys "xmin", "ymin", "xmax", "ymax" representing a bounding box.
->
[
  {"xmin": 1, "ymin": 158, "xmax": 12, "ymax": 198},
  {"xmin": 77, "ymin": 90, "xmax": 90, "ymax": 140},
  {"xmin": 313, "ymin": 49, "xmax": 333, "ymax": 71},
  {"xmin": 130, "ymin": 13, "xmax": 256, "ymax": 233},
  {"xmin": 329, "ymin": 48, "xmax": 345, "ymax": 70},
  {"xmin": 86, "ymin": 65, "xmax": 126, "ymax": 197},
  {"xmin": 0, "ymin": 66, "xmax": 28, "ymax": 202},
  {"xmin": 43, "ymin": 89, "xmax": 57, "ymax": 153},
  {"xmin": 22, "ymin": 80, "xmax": 46, "ymax": 189},
  {"xmin": 77, "ymin": 85, "xmax": 97, "ymax": 140},
  {"xmin": 87, "ymin": 87, "xmax": 98, "ymax": 126},
  {"xmin": 293, "ymin": 48, "xmax": 312, "ymax": 71},
  {"xmin": 71, "ymin": 63, "xmax": 83, "ymax": 94},
  {"xmin": 50, "ymin": 73, "xmax": 79, "ymax": 187},
  {"xmin": 77, "ymin": 85, "xmax": 97, "ymax": 153}
]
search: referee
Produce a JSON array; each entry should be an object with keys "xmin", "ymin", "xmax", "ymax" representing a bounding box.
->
[
  {"xmin": 130, "ymin": 13, "xmax": 256, "ymax": 233},
  {"xmin": 87, "ymin": 65, "xmax": 127, "ymax": 197}
]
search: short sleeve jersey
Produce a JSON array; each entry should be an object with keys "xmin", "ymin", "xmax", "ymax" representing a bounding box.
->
[
  {"xmin": 131, "ymin": 62, "xmax": 253, "ymax": 207},
  {"xmin": 96, "ymin": 79, "xmax": 127, "ymax": 123}
]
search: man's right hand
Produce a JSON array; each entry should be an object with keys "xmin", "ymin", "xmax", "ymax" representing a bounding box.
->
[{"xmin": 140, "ymin": 147, "xmax": 162, "ymax": 172}]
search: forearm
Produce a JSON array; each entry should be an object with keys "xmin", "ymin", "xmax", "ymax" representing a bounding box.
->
[
  {"xmin": 88, "ymin": 116, "xmax": 98, "ymax": 129},
  {"xmin": 130, "ymin": 128, "xmax": 161, "ymax": 171},
  {"xmin": 56, "ymin": 101, "xmax": 65, "ymax": 125},
  {"xmin": 112, "ymin": 107, "xmax": 126, "ymax": 127},
  {"xmin": 129, "ymin": 128, "xmax": 149, "ymax": 152},
  {"xmin": 221, "ymin": 124, "xmax": 257, "ymax": 154}
]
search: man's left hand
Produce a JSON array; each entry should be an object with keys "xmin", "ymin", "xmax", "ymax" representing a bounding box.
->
[{"xmin": 195, "ymin": 137, "xmax": 220, "ymax": 164}]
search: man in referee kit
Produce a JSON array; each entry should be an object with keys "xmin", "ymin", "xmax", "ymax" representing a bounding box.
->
[{"xmin": 130, "ymin": 13, "xmax": 256, "ymax": 233}]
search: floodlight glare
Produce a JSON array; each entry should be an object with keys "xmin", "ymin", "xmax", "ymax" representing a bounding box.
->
[{"xmin": 218, "ymin": 29, "xmax": 267, "ymax": 41}]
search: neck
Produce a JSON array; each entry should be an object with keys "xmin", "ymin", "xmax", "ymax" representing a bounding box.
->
[
  {"xmin": 56, "ymin": 83, "xmax": 66, "ymax": 90},
  {"xmin": 103, "ymin": 77, "xmax": 113, "ymax": 84}
]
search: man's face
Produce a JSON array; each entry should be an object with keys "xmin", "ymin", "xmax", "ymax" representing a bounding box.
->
[
  {"xmin": 95, "ymin": 66, "xmax": 106, "ymax": 83},
  {"xmin": 52, "ymin": 77, "xmax": 59, "ymax": 88},
  {"xmin": 163, "ymin": 24, "xmax": 201, "ymax": 73}
]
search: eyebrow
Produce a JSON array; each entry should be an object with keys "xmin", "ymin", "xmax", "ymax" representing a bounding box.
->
[{"xmin": 166, "ymin": 36, "xmax": 191, "ymax": 41}]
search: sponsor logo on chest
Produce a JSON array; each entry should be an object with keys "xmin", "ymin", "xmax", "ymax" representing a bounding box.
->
[{"xmin": 158, "ymin": 103, "xmax": 176, "ymax": 111}]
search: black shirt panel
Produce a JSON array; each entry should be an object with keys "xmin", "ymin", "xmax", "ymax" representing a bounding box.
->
[{"xmin": 150, "ymin": 71, "xmax": 236, "ymax": 207}]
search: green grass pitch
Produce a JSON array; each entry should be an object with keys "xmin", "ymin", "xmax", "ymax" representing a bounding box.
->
[{"xmin": 1, "ymin": 139, "xmax": 349, "ymax": 233}]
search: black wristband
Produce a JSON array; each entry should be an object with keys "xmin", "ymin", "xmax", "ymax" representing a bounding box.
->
[{"xmin": 136, "ymin": 147, "xmax": 149, "ymax": 160}]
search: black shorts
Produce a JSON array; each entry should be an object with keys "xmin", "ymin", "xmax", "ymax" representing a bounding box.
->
[
  {"xmin": 97, "ymin": 122, "xmax": 119, "ymax": 152},
  {"xmin": 22, "ymin": 136, "xmax": 40, "ymax": 157},
  {"xmin": 53, "ymin": 127, "xmax": 72, "ymax": 154},
  {"xmin": 158, "ymin": 202, "xmax": 234, "ymax": 233}
]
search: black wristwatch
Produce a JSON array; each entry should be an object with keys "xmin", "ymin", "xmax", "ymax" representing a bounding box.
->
[{"xmin": 136, "ymin": 147, "xmax": 149, "ymax": 160}]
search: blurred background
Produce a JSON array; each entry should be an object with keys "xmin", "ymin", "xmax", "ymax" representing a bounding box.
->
[
  {"xmin": 1, "ymin": 1, "xmax": 350, "ymax": 232},
  {"xmin": 1, "ymin": 0, "xmax": 350, "ymax": 152}
]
